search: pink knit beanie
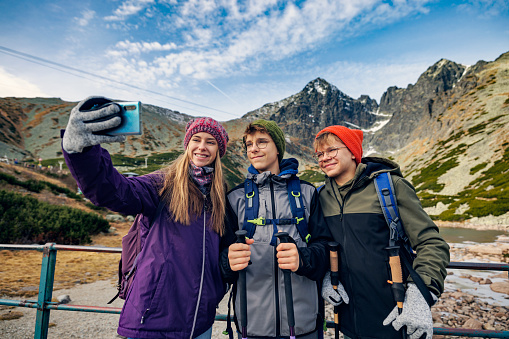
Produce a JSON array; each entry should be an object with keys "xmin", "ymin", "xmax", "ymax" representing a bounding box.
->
[{"xmin": 183, "ymin": 117, "xmax": 229, "ymax": 158}]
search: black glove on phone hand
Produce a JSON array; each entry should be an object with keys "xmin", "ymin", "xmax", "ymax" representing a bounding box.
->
[{"xmin": 63, "ymin": 96, "xmax": 125, "ymax": 154}]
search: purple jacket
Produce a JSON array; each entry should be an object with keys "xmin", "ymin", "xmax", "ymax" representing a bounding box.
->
[{"xmin": 64, "ymin": 145, "xmax": 226, "ymax": 338}]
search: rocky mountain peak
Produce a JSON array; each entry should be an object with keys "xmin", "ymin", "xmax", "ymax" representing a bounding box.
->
[
  {"xmin": 303, "ymin": 77, "xmax": 345, "ymax": 98},
  {"xmin": 417, "ymin": 58, "xmax": 466, "ymax": 93},
  {"xmin": 370, "ymin": 58, "xmax": 469, "ymax": 151},
  {"xmin": 244, "ymin": 77, "xmax": 379, "ymax": 150}
]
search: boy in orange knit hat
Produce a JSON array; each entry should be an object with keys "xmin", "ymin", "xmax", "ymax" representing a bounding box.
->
[{"xmin": 314, "ymin": 125, "xmax": 449, "ymax": 339}]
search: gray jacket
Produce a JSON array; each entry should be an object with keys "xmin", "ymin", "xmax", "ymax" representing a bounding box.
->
[{"xmin": 220, "ymin": 159, "xmax": 331, "ymax": 338}]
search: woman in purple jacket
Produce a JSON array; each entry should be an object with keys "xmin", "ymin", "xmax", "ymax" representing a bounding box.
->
[{"xmin": 62, "ymin": 96, "xmax": 231, "ymax": 339}]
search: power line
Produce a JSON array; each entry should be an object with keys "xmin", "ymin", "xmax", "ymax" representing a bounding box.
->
[
  {"xmin": 0, "ymin": 45, "xmax": 241, "ymax": 118},
  {"xmin": 0, "ymin": 48, "xmax": 214, "ymax": 116}
]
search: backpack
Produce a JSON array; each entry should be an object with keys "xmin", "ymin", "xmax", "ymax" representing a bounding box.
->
[
  {"xmin": 317, "ymin": 172, "xmax": 434, "ymax": 307},
  {"xmin": 373, "ymin": 172, "xmax": 434, "ymax": 307},
  {"xmin": 224, "ymin": 176, "xmax": 319, "ymax": 339},
  {"xmin": 242, "ymin": 176, "xmax": 310, "ymax": 246},
  {"xmin": 108, "ymin": 200, "xmax": 165, "ymax": 304}
]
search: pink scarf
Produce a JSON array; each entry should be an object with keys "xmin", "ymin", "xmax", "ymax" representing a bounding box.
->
[{"xmin": 189, "ymin": 162, "xmax": 214, "ymax": 193}]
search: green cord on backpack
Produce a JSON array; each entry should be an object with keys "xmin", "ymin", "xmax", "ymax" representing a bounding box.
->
[{"xmin": 242, "ymin": 177, "xmax": 310, "ymax": 246}]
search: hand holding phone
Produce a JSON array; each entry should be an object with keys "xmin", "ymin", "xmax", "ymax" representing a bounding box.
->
[
  {"xmin": 63, "ymin": 96, "xmax": 128, "ymax": 153},
  {"xmin": 97, "ymin": 101, "xmax": 142, "ymax": 136}
]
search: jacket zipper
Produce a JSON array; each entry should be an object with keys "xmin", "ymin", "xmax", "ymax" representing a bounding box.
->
[
  {"xmin": 141, "ymin": 308, "xmax": 150, "ymax": 324},
  {"xmin": 331, "ymin": 179, "xmax": 360, "ymax": 335},
  {"xmin": 269, "ymin": 179, "xmax": 281, "ymax": 337},
  {"xmin": 190, "ymin": 194, "xmax": 207, "ymax": 339}
]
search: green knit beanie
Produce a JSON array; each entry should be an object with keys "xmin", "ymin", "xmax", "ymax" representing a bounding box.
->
[{"xmin": 249, "ymin": 119, "xmax": 286, "ymax": 163}]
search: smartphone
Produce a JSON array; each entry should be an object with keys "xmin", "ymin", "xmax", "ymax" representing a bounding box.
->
[{"xmin": 101, "ymin": 101, "xmax": 142, "ymax": 136}]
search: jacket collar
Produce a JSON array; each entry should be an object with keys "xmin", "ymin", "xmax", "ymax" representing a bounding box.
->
[
  {"xmin": 323, "ymin": 156, "xmax": 402, "ymax": 195},
  {"xmin": 247, "ymin": 158, "xmax": 299, "ymax": 184}
]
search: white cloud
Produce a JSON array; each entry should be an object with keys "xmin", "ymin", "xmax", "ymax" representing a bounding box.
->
[
  {"xmin": 105, "ymin": 0, "xmax": 156, "ymax": 21},
  {"xmin": 456, "ymin": 0, "xmax": 509, "ymax": 18},
  {"xmin": 0, "ymin": 67, "xmax": 48, "ymax": 98},
  {"xmin": 75, "ymin": 9, "xmax": 96, "ymax": 27},
  {"xmin": 102, "ymin": 0, "xmax": 436, "ymax": 99},
  {"xmin": 164, "ymin": 0, "xmax": 430, "ymax": 77},
  {"xmin": 109, "ymin": 40, "xmax": 177, "ymax": 56}
]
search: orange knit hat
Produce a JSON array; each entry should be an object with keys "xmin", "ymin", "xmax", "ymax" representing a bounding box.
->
[{"xmin": 315, "ymin": 126, "xmax": 363, "ymax": 165}]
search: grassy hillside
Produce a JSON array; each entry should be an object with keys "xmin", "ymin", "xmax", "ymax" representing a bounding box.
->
[
  {"xmin": 394, "ymin": 53, "xmax": 509, "ymax": 222},
  {"xmin": 0, "ymin": 163, "xmax": 111, "ymax": 245}
]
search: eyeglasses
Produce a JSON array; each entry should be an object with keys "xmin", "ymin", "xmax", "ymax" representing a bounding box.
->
[
  {"xmin": 245, "ymin": 139, "xmax": 270, "ymax": 152},
  {"xmin": 313, "ymin": 147, "xmax": 348, "ymax": 161}
]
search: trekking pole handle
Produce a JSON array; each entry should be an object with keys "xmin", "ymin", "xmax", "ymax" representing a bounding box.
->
[
  {"xmin": 235, "ymin": 230, "xmax": 247, "ymax": 244},
  {"xmin": 328, "ymin": 242, "xmax": 340, "ymax": 286},
  {"xmin": 386, "ymin": 246, "xmax": 404, "ymax": 308},
  {"xmin": 328, "ymin": 242, "xmax": 340, "ymax": 339},
  {"xmin": 386, "ymin": 245, "xmax": 407, "ymax": 339}
]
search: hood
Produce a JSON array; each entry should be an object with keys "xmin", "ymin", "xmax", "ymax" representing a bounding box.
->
[
  {"xmin": 322, "ymin": 156, "xmax": 402, "ymax": 189},
  {"xmin": 247, "ymin": 158, "xmax": 299, "ymax": 184},
  {"xmin": 360, "ymin": 156, "xmax": 402, "ymax": 179}
]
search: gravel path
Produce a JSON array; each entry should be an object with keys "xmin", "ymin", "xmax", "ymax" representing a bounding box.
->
[
  {"xmin": 5, "ymin": 270, "xmax": 506, "ymax": 338},
  {"xmin": 0, "ymin": 279, "xmax": 234, "ymax": 339}
]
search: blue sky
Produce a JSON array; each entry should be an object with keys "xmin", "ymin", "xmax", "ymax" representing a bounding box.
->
[{"xmin": 0, "ymin": 0, "xmax": 508, "ymax": 121}]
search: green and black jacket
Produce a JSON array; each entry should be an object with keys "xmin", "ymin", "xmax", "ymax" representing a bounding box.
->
[{"xmin": 319, "ymin": 157, "xmax": 450, "ymax": 339}]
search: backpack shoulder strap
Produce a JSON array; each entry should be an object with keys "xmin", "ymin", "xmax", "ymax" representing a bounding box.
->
[
  {"xmin": 287, "ymin": 177, "xmax": 310, "ymax": 243},
  {"xmin": 400, "ymin": 246, "xmax": 435, "ymax": 306},
  {"xmin": 374, "ymin": 172, "xmax": 434, "ymax": 307},
  {"xmin": 223, "ymin": 286, "xmax": 235, "ymax": 339},
  {"xmin": 242, "ymin": 177, "xmax": 311, "ymax": 244},
  {"xmin": 374, "ymin": 172, "xmax": 407, "ymax": 245},
  {"xmin": 242, "ymin": 179, "xmax": 259, "ymax": 239}
]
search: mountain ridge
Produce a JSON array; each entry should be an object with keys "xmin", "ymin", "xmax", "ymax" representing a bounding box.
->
[{"xmin": 1, "ymin": 51, "xmax": 508, "ymax": 223}]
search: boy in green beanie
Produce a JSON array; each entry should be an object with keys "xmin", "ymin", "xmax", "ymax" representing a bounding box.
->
[{"xmin": 220, "ymin": 119, "xmax": 332, "ymax": 339}]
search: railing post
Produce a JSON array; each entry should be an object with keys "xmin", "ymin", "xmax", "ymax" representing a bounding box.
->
[{"xmin": 34, "ymin": 243, "xmax": 57, "ymax": 339}]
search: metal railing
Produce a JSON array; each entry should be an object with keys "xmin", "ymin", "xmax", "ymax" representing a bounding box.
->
[{"xmin": 0, "ymin": 243, "xmax": 508, "ymax": 338}]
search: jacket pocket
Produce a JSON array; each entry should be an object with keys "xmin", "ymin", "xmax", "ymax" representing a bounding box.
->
[{"xmin": 126, "ymin": 262, "xmax": 168, "ymax": 323}]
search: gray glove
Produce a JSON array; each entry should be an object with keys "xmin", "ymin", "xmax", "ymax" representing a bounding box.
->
[
  {"xmin": 383, "ymin": 283, "xmax": 433, "ymax": 339},
  {"xmin": 321, "ymin": 271, "xmax": 349, "ymax": 306},
  {"xmin": 62, "ymin": 96, "xmax": 125, "ymax": 153}
]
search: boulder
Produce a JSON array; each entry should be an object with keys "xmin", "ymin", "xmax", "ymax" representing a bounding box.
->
[
  {"xmin": 467, "ymin": 245, "xmax": 502, "ymax": 255},
  {"xmin": 490, "ymin": 281, "xmax": 509, "ymax": 294},
  {"xmin": 463, "ymin": 318, "xmax": 483, "ymax": 329},
  {"xmin": 57, "ymin": 294, "xmax": 71, "ymax": 304},
  {"xmin": 106, "ymin": 214, "xmax": 125, "ymax": 222},
  {"xmin": 432, "ymin": 311, "xmax": 442, "ymax": 322}
]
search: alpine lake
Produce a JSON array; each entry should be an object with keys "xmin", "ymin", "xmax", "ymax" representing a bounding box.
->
[{"xmin": 439, "ymin": 227, "xmax": 508, "ymax": 244}]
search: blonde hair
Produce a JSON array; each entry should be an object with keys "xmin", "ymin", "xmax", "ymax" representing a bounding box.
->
[
  {"xmin": 159, "ymin": 149, "xmax": 226, "ymax": 235},
  {"xmin": 314, "ymin": 132, "xmax": 342, "ymax": 151}
]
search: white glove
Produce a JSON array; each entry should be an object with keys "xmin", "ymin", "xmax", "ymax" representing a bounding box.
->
[
  {"xmin": 321, "ymin": 271, "xmax": 349, "ymax": 306},
  {"xmin": 383, "ymin": 283, "xmax": 433, "ymax": 339},
  {"xmin": 63, "ymin": 96, "xmax": 125, "ymax": 153}
]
